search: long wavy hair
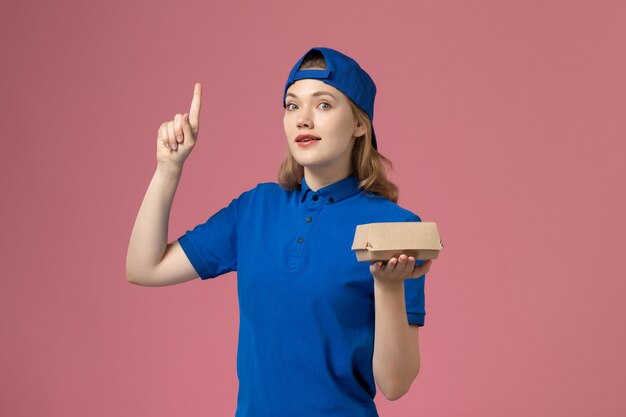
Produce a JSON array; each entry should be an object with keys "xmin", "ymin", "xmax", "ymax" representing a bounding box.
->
[{"xmin": 277, "ymin": 49, "xmax": 400, "ymax": 203}]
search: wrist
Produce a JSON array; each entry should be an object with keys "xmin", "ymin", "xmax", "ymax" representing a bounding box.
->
[
  {"xmin": 156, "ymin": 163, "xmax": 183, "ymax": 176},
  {"xmin": 373, "ymin": 277, "xmax": 405, "ymax": 292}
]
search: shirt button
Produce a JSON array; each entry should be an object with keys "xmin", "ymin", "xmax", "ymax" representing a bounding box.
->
[
  {"xmin": 305, "ymin": 216, "xmax": 312, "ymax": 222},
  {"xmin": 312, "ymin": 195, "xmax": 319, "ymax": 201},
  {"xmin": 329, "ymin": 197, "xmax": 334, "ymax": 203},
  {"xmin": 297, "ymin": 237, "xmax": 304, "ymax": 243}
]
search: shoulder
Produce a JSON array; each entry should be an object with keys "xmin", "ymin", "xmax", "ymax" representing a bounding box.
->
[
  {"xmin": 234, "ymin": 181, "xmax": 282, "ymax": 198},
  {"xmin": 358, "ymin": 191, "xmax": 423, "ymax": 222},
  {"xmin": 232, "ymin": 181, "xmax": 294, "ymax": 207},
  {"xmin": 255, "ymin": 181, "xmax": 285, "ymax": 192},
  {"xmin": 247, "ymin": 181, "xmax": 291, "ymax": 198}
]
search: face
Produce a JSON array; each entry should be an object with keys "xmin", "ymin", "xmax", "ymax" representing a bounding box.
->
[{"xmin": 283, "ymin": 78, "xmax": 365, "ymax": 175}]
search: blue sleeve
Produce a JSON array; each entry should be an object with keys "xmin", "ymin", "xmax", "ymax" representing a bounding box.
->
[
  {"xmin": 177, "ymin": 193, "xmax": 243, "ymax": 280},
  {"xmin": 404, "ymin": 213, "xmax": 426, "ymax": 326}
]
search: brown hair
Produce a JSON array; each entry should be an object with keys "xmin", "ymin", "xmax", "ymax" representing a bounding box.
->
[{"xmin": 277, "ymin": 50, "xmax": 400, "ymax": 203}]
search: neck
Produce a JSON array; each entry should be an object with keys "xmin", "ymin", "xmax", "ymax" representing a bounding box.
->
[{"xmin": 303, "ymin": 166, "xmax": 353, "ymax": 192}]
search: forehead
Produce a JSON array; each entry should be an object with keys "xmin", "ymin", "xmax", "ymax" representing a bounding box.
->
[{"xmin": 286, "ymin": 79, "xmax": 345, "ymax": 100}]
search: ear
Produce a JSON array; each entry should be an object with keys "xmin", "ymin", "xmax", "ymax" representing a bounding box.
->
[{"xmin": 353, "ymin": 119, "xmax": 367, "ymax": 138}]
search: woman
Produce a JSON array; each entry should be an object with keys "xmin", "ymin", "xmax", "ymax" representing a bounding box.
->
[{"xmin": 126, "ymin": 46, "xmax": 433, "ymax": 416}]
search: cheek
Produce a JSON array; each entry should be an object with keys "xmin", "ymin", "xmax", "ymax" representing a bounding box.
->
[{"xmin": 335, "ymin": 111, "xmax": 357, "ymax": 133}]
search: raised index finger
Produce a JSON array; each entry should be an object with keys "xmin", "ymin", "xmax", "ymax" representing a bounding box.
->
[{"xmin": 189, "ymin": 83, "xmax": 202, "ymax": 126}]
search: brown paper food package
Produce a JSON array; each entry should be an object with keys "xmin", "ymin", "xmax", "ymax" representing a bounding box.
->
[{"xmin": 351, "ymin": 222, "xmax": 443, "ymax": 262}]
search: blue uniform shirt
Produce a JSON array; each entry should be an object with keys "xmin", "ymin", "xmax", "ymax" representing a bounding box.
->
[{"xmin": 178, "ymin": 174, "xmax": 426, "ymax": 417}]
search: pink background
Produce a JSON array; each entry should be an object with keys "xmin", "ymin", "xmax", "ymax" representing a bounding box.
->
[{"xmin": 1, "ymin": 0, "xmax": 624, "ymax": 416}]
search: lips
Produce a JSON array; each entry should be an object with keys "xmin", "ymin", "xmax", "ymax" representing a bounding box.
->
[{"xmin": 295, "ymin": 134, "xmax": 321, "ymax": 142}]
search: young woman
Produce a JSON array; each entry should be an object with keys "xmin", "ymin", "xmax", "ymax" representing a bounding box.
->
[{"xmin": 126, "ymin": 47, "xmax": 433, "ymax": 416}]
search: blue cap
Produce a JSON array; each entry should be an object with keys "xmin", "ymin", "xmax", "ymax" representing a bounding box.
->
[{"xmin": 283, "ymin": 47, "xmax": 378, "ymax": 150}]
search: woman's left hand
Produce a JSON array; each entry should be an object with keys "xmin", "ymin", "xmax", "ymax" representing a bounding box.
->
[{"xmin": 370, "ymin": 254, "xmax": 433, "ymax": 284}]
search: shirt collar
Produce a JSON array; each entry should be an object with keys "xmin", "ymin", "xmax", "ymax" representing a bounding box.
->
[{"xmin": 300, "ymin": 174, "xmax": 361, "ymax": 204}]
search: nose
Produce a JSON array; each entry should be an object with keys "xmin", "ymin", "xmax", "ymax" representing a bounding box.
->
[{"xmin": 296, "ymin": 108, "xmax": 313, "ymax": 129}]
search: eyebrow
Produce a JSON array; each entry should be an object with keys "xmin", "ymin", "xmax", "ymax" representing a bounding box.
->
[{"xmin": 286, "ymin": 91, "xmax": 338, "ymax": 100}]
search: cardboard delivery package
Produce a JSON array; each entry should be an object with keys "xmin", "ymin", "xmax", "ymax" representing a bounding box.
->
[{"xmin": 351, "ymin": 222, "xmax": 443, "ymax": 262}]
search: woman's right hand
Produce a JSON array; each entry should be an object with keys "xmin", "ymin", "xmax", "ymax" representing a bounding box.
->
[{"xmin": 157, "ymin": 83, "xmax": 202, "ymax": 168}]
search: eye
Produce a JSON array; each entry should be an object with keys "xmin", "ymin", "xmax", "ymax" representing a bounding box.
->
[
  {"xmin": 286, "ymin": 103, "xmax": 297, "ymax": 111},
  {"xmin": 319, "ymin": 102, "xmax": 331, "ymax": 110}
]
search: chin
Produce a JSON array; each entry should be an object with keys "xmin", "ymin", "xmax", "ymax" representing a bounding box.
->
[{"xmin": 293, "ymin": 157, "xmax": 319, "ymax": 168}]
